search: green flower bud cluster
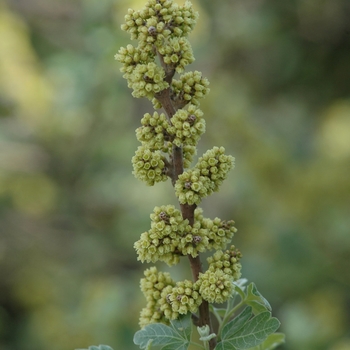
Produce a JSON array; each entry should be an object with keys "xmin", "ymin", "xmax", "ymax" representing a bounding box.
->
[
  {"xmin": 137, "ymin": 214, "xmax": 238, "ymax": 324},
  {"xmin": 183, "ymin": 144, "xmax": 197, "ymax": 169},
  {"xmin": 134, "ymin": 205, "xmax": 190, "ymax": 266},
  {"xmin": 136, "ymin": 111, "xmax": 172, "ymax": 152},
  {"xmin": 172, "ymin": 71, "xmax": 210, "ymax": 106},
  {"xmin": 174, "ymin": 168, "xmax": 208, "ymax": 205},
  {"xmin": 132, "ymin": 145, "xmax": 168, "ymax": 186},
  {"xmin": 135, "ymin": 206, "xmax": 232, "ymax": 264},
  {"xmin": 196, "ymin": 146, "xmax": 234, "ymax": 191},
  {"xmin": 203, "ymin": 218, "xmax": 237, "ymax": 251},
  {"xmin": 207, "ymin": 246, "xmax": 242, "ymax": 280},
  {"xmin": 115, "ymin": 44, "xmax": 153, "ymax": 78},
  {"xmin": 195, "ymin": 269, "xmax": 234, "ymax": 304},
  {"xmin": 121, "ymin": 0, "xmax": 198, "ymax": 49},
  {"xmin": 186, "ymin": 210, "xmax": 236, "ymax": 251},
  {"xmin": 136, "ymin": 105, "xmax": 204, "ymax": 152},
  {"xmin": 175, "ymin": 146, "xmax": 234, "ymax": 205},
  {"xmin": 116, "ymin": 0, "xmax": 199, "ymax": 103},
  {"xmin": 139, "ymin": 267, "xmax": 177, "ymax": 327},
  {"xmin": 177, "ymin": 208, "xmax": 209, "ymax": 257},
  {"xmin": 167, "ymin": 280, "xmax": 202, "ymax": 315},
  {"xmin": 139, "ymin": 267, "xmax": 205, "ymax": 326},
  {"xmin": 159, "ymin": 37, "xmax": 194, "ymax": 73},
  {"xmin": 128, "ymin": 62, "xmax": 169, "ymax": 99},
  {"xmin": 168, "ymin": 104, "xmax": 205, "ymax": 147}
]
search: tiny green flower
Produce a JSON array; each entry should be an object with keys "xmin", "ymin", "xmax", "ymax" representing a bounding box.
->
[
  {"xmin": 134, "ymin": 205, "xmax": 191, "ymax": 265},
  {"xmin": 203, "ymin": 217, "xmax": 237, "ymax": 250},
  {"xmin": 175, "ymin": 168, "xmax": 211, "ymax": 205},
  {"xmin": 139, "ymin": 267, "xmax": 177, "ymax": 327},
  {"xmin": 207, "ymin": 246, "xmax": 242, "ymax": 280},
  {"xmin": 168, "ymin": 280, "xmax": 202, "ymax": 315},
  {"xmin": 136, "ymin": 111, "xmax": 172, "ymax": 152},
  {"xmin": 195, "ymin": 269, "xmax": 233, "ymax": 304},
  {"xmin": 172, "ymin": 71, "xmax": 210, "ymax": 106},
  {"xmin": 132, "ymin": 146, "xmax": 168, "ymax": 185},
  {"xmin": 167, "ymin": 104, "xmax": 205, "ymax": 147},
  {"xmin": 128, "ymin": 63, "xmax": 169, "ymax": 100}
]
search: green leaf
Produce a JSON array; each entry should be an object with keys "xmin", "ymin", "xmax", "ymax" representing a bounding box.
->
[
  {"xmin": 248, "ymin": 333, "xmax": 285, "ymax": 350},
  {"xmin": 221, "ymin": 307, "xmax": 253, "ymax": 337},
  {"xmin": 233, "ymin": 284, "xmax": 246, "ymax": 301},
  {"xmin": 133, "ymin": 314, "xmax": 192, "ymax": 350},
  {"xmin": 76, "ymin": 346, "xmax": 114, "ymax": 350},
  {"xmin": 215, "ymin": 309, "xmax": 280, "ymax": 350},
  {"xmin": 245, "ymin": 284, "xmax": 271, "ymax": 314}
]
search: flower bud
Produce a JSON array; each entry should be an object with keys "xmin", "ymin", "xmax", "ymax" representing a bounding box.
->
[{"xmin": 148, "ymin": 26, "xmax": 157, "ymax": 36}]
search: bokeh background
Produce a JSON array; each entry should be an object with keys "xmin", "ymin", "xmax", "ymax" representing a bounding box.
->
[{"xmin": 1, "ymin": 0, "xmax": 350, "ymax": 349}]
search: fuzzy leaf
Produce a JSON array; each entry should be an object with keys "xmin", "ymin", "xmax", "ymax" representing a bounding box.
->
[
  {"xmin": 216, "ymin": 309, "xmax": 280, "ymax": 350},
  {"xmin": 134, "ymin": 314, "xmax": 192, "ymax": 350},
  {"xmin": 248, "ymin": 333, "xmax": 285, "ymax": 350},
  {"xmin": 76, "ymin": 346, "xmax": 114, "ymax": 350},
  {"xmin": 222, "ymin": 307, "xmax": 253, "ymax": 336},
  {"xmin": 245, "ymin": 284, "xmax": 271, "ymax": 314}
]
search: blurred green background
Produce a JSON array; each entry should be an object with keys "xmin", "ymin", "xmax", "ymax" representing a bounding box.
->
[{"xmin": 0, "ymin": 0, "xmax": 349, "ymax": 349}]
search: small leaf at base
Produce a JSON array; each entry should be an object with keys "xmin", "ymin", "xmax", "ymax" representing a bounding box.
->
[{"xmin": 134, "ymin": 314, "xmax": 192, "ymax": 350}]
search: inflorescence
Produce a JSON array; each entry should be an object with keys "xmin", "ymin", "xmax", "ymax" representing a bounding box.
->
[{"xmin": 116, "ymin": 0, "xmax": 242, "ymax": 328}]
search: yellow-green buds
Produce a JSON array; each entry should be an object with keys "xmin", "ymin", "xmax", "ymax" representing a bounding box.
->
[
  {"xmin": 132, "ymin": 146, "xmax": 168, "ymax": 186},
  {"xmin": 174, "ymin": 1, "xmax": 199, "ymax": 37},
  {"xmin": 120, "ymin": 0, "xmax": 198, "ymax": 49},
  {"xmin": 136, "ymin": 111, "xmax": 172, "ymax": 152},
  {"xmin": 177, "ymin": 213, "xmax": 209, "ymax": 257},
  {"xmin": 172, "ymin": 71, "xmax": 210, "ymax": 106},
  {"xmin": 134, "ymin": 205, "xmax": 190, "ymax": 266},
  {"xmin": 195, "ymin": 269, "xmax": 234, "ymax": 304},
  {"xmin": 167, "ymin": 104, "xmax": 205, "ymax": 147},
  {"xmin": 203, "ymin": 217, "xmax": 237, "ymax": 250},
  {"xmin": 183, "ymin": 144, "xmax": 197, "ymax": 168},
  {"xmin": 167, "ymin": 280, "xmax": 202, "ymax": 315},
  {"xmin": 121, "ymin": 0, "xmax": 198, "ymax": 59},
  {"xmin": 159, "ymin": 37, "xmax": 194, "ymax": 73},
  {"xmin": 174, "ymin": 168, "xmax": 211, "ymax": 205},
  {"xmin": 207, "ymin": 246, "xmax": 242, "ymax": 280},
  {"xmin": 128, "ymin": 62, "xmax": 169, "ymax": 100},
  {"xmin": 139, "ymin": 267, "xmax": 177, "ymax": 327},
  {"xmin": 115, "ymin": 44, "xmax": 153, "ymax": 70},
  {"xmin": 140, "ymin": 266, "xmax": 175, "ymax": 300},
  {"xmin": 196, "ymin": 146, "xmax": 235, "ymax": 193},
  {"xmin": 135, "ymin": 206, "xmax": 235, "ymax": 265},
  {"xmin": 174, "ymin": 147, "xmax": 234, "ymax": 205}
]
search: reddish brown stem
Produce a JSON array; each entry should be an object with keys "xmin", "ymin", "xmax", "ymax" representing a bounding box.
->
[
  {"xmin": 172, "ymin": 145, "xmax": 183, "ymax": 186},
  {"xmin": 155, "ymin": 88, "xmax": 176, "ymax": 120}
]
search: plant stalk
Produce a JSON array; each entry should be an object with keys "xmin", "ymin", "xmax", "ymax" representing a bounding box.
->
[{"xmin": 156, "ymin": 86, "xmax": 217, "ymax": 350}]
